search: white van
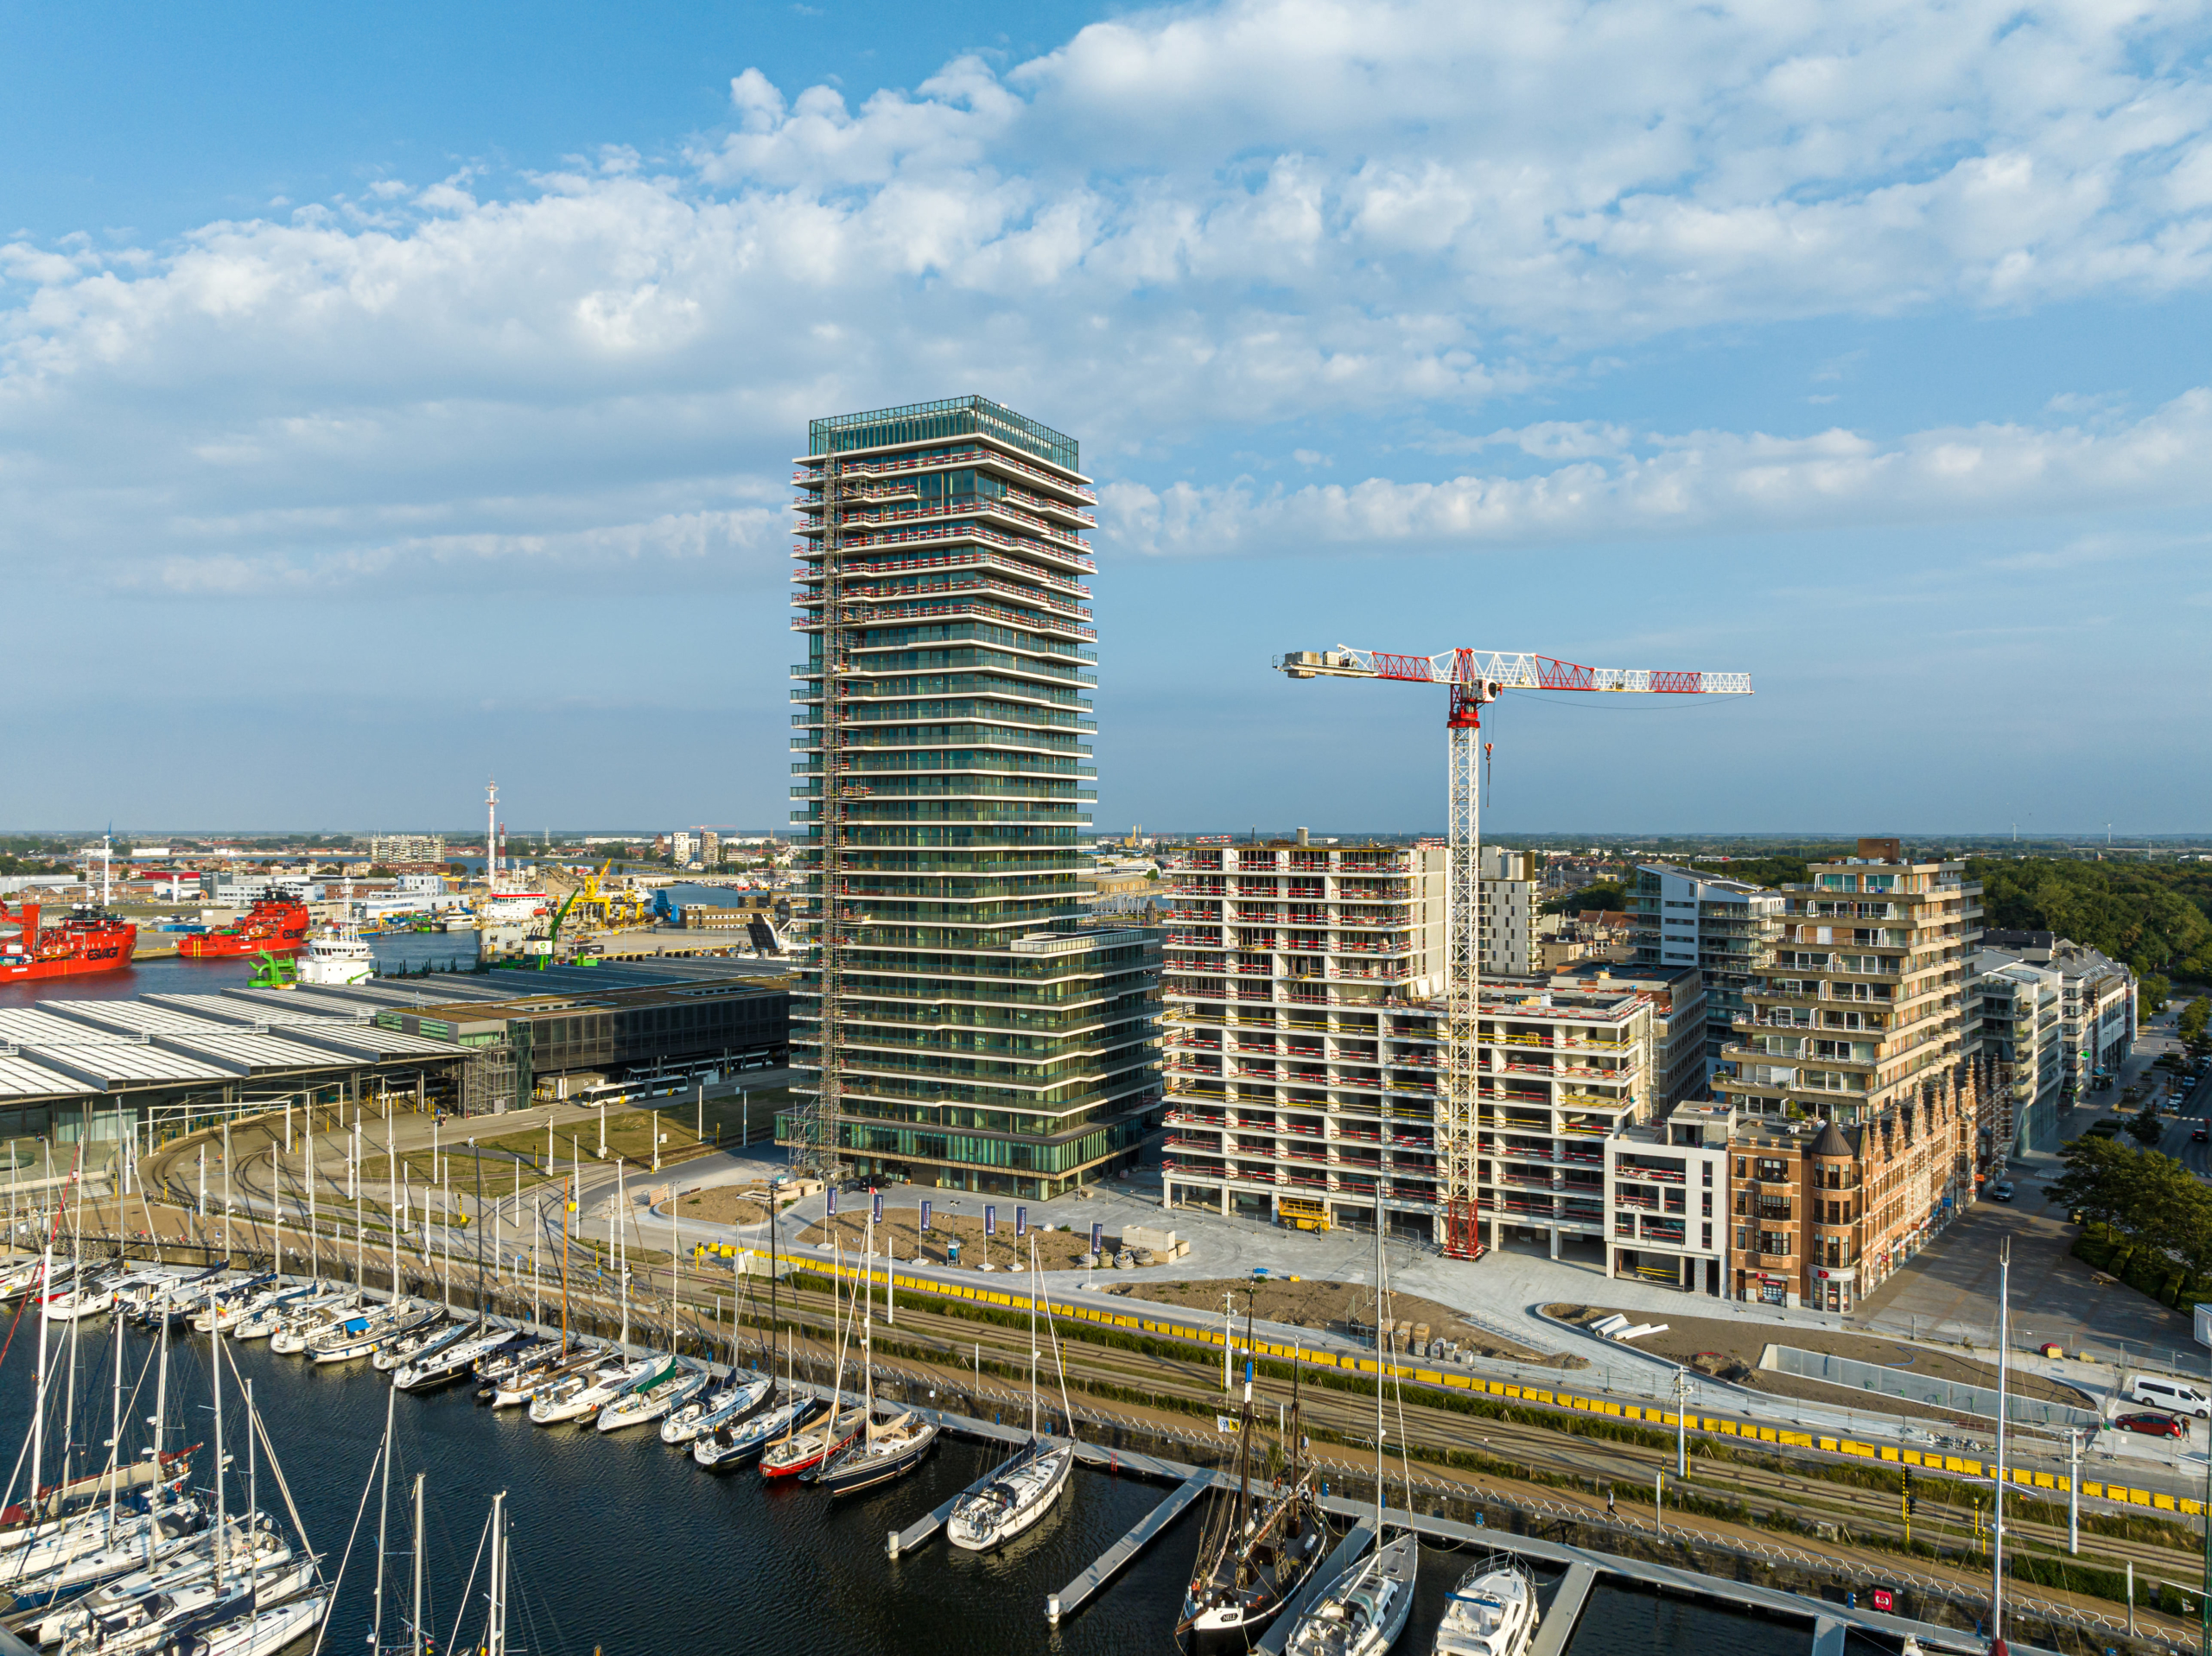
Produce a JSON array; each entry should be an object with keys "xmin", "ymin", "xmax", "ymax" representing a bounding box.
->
[{"xmin": 2130, "ymin": 1375, "xmax": 2211, "ymax": 1418}]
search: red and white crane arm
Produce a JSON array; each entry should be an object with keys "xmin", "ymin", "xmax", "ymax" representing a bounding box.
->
[{"xmin": 1277, "ymin": 648, "xmax": 1752, "ymax": 698}]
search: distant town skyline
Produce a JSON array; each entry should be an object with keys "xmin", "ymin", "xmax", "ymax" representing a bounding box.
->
[{"xmin": 3, "ymin": 1, "xmax": 2209, "ymax": 830}]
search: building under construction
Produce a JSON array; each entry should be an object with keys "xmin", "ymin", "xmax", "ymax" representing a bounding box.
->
[
  {"xmin": 1160, "ymin": 840, "xmax": 1686, "ymax": 1260},
  {"xmin": 785, "ymin": 396, "xmax": 1159, "ymax": 1196}
]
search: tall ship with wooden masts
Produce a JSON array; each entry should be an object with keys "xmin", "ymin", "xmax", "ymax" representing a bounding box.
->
[{"xmin": 1179, "ymin": 1324, "xmax": 1328, "ymax": 1651}]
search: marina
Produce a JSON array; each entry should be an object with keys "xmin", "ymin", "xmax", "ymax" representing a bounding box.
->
[{"xmin": 0, "ymin": 1263, "xmax": 2064, "ymax": 1656}]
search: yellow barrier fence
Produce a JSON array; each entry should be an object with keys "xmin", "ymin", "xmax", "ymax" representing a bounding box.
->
[{"xmin": 761, "ymin": 1251, "xmax": 2199, "ymax": 1518}]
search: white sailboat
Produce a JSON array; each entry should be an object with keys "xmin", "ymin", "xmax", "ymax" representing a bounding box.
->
[
  {"xmin": 948, "ymin": 1237, "xmax": 1075, "ymax": 1551},
  {"xmin": 1283, "ymin": 1215, "xmax": 1419, "ymax": 1656},
  {"xmin": 595, "ymin": 1357, "xmax": 707, "ymax": 1432},
  {"xmin": 815, "ymin": 1213, "xmax": 938, "ymax": 1496},
  {"xmin": 760, "ymin": 1234, "xmax": 867, "ymax": 1481},
  {"xmin": 527, "ymin": 1354, "xmax": 653, "ymax": 1425}
]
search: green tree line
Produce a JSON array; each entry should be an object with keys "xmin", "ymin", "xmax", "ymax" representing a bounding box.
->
[{"xmin": 1970, "ymin": 857, "xmax": 2212, "ymax": 980}]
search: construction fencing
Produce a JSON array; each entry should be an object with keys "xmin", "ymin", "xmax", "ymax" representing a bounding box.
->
[{"xmin": 1762, "ymin": 1343, "xmax": 2101, "ymax": 1432}]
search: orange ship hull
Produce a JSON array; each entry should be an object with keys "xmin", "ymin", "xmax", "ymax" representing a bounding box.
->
[
  {"xmin": 0, "ymin": 901, "xmax": 136, "ymax": 980},
  {"xmin": 178, "ymin": 899, "xmax": 311, "ymax": 959}
]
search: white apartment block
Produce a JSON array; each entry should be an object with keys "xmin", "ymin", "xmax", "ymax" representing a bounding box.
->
[
  {"xmin": 367, "ymin": 834, "xmax": 446, "ymax": 865},
  {"xmin": 1981, "ymin": 930, "xmax": 2137, "ymax": 1103},
  {"xmin": 1974, "ymin": 950, "xmax": 2065, "ymax": 1154},
  {"xmin": 671, "ymin": 831, "xmax": 697, "ymax": 866},
  {"xmin": 1606, "ymin": 1101, "xmax": 1732, "ymax": 1295}
]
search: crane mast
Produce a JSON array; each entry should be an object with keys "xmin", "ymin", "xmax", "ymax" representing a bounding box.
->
[{"xmin": 1277, "ymin": 647, "xmax": 1751, "ymax": 1259}]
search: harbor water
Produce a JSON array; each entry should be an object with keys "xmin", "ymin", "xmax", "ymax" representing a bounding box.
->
[
  {"xmin": 0, "ymin": 933, "xmax": 480, "ymax": 1009},
  {"xmin": 0, "ymin": 1318, "xmax": 1811, "ymax": 1655}
]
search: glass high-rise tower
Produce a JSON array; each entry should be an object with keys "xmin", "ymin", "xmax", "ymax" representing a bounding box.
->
[{"xmin": 784, "ymin": 397, "xmax": 1159, "ymax": 1197}]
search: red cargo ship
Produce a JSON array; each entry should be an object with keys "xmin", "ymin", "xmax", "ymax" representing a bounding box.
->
[
  {"xmin": 0, "ymin": 902, "xmax": 137, "ymax": 981},
  {"xmin": 177, "ymin": 898, "xmax": 312, "ymax": 959}
]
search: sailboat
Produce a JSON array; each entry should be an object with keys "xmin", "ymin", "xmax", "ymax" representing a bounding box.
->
[
  {"xmin": 814, "ymin": 1214, "xmax": 938, "ymax": 1497},
  {"xmin": 76, "ymin": 1288, "xmax": 330, "ymax": 1655},
  {"xmin": 698, "ymin": 1221, "xmax": 817, "ymax": 1469},
  {"xmin": 948, "ymin": 1238, "xmax": 1075, "ymax": 1551},
  {"xmin": 527, "ymin": 1352, "xmax": 654, "ymax": 1426},
  {"xmin": 397, "ymin": 1327, "xmax": 538, "ymax": 1394},
  {"xmin": 372, "ymin": 1310, "xmax": 457, "ymax": 1371},
  {"xmin": 1180, "ymin": 1317, "xmax": 1328, "ymax": 1649},
  {"xmin": 594, "ymin": 1354, "xmax": 708, "ymax": 1432},
  {"xmin": 1282, "ymin": 1215, "xmax": 1418, "ymax": 1656},
  {"xmin": 663, "ymin": 1280, "xmax": 772, "ymax": 1447},
  {"xmin": 760, "ymin": 1232, "xmax": 865, "ymax": 1481}
]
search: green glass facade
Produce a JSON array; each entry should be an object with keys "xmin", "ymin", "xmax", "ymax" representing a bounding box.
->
[{"xmin": 785, "ymin": 397, "xmax": 1160, "ymax": 1196}]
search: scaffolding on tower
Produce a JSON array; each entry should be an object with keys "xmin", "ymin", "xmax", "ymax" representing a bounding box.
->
[
  {"xmin": 795, "ymin": 457, "xmax": 863, "ymax": 1183},
  {"xmin": 1276, "ymin": 647, "xmax": 1751, "ymax": 1259}
]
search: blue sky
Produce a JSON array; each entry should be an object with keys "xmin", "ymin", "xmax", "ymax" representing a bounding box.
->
[{"xmin": 4, "ymin": 0, "xmax": 2210, "ymax": 836}]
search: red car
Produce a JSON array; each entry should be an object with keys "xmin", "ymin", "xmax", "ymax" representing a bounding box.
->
[{"xmin": 2112, "ymin": 1412, "xmax": 2185, "ymax": 1439}]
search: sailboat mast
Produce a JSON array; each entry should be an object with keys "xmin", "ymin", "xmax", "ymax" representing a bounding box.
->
[
  {"xmin": 861, "ymin": 1215, "xmax": 874, "ymax": 1419},
  {"xmin": 1373, "ymin": 1211, "xmax": 1385, "ymax": 1532},
  {"xmin": 1028, "ymin": 1236, "xmax": 1039, "ymax": 1441},
  {"xmin": 560, "ymin": 1174, "xmax": 571, "ymax": 1352},
  {"xmin": 211, "ymin": 1284, "xmax": 226, "ymax": 1585},
  {"xmin": 372, "ymin": 1379, "xmax": 394, "ymax": 1649},
  {"xmin": 106, "ymin": 1302, "xmax": 123, "ymax": 1535},
  {"xmin": 245, "ymin": 1378, "xmax": 259, "ymax": 1615},
  {"xmin": 486, "ymin": 1490, "xmax": 507, "ymax": 1656},
  {"xmin": 386, "ymin": 1108, "xmax": 400, "ymax": 1304},
  {"xmin": 62, "ymin": 1180, "xmax": 80, "ymax": 1493},
  {"xmin": 29, "ymin": 1240, "xmax": 48, "ymax": 1524},
  {"xmin": 1234, "ymin": 1296, "xmax": 1255, "ymax": 1575},
  {"xmin": 474, "ymin": 1143, "xmax": 486, "ymax": 1320},
  {"xmin": 1992, "ymin": 1237, "xmax": 2010, "ymax": 1651},
  {"xmin": 152, "ymin": 1304, "xmax": 167, "ymax": 1480},
  {"xmin": 410, "ymin": 1472, "xmax": 426, "ymax": 1656},
  {"xmin": 615, "ymin": 1161, "xmax": 627, "ymax": 1351}
]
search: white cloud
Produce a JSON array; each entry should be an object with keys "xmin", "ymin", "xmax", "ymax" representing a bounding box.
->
[
  {"xmin": 1101, "ymin": 391, "xmax": 2212, "ymax": 557},
  {"xmin": 1, "ymin": 0, "xmax": 2209, "ymax": 592}
]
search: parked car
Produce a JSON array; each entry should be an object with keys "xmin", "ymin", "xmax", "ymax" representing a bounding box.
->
[
  {"xmin": 2194, "ymin": 1125, "xmax": 2208, "ymax": 1143},
  {"xmin": 1988, "ymin": 1181, "xmax": 2014, "ymax": 1201},
  {"xmin": 2130, "ymin": 1375, "xmax": 2212, "ymax": 1418},
  {"xmin": 2112, "ymin": 1412, "xmax": 2186, "ymax": 1439}
]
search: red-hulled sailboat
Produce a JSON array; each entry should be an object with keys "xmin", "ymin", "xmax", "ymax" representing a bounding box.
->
[
  {"xmin": 176, "ymin": 897, "xmax": 311, "ymax": 959},
  {"xmin": 0, "ymin": 902, "xmax": 137, "ymax": 981}
]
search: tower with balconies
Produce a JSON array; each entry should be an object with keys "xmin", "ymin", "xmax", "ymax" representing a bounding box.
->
[{"xmin": 784, "ymin": 397, "xmax": 1159, "ymax": 1196}]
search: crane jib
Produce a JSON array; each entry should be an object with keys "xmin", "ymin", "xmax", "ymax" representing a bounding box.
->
[{"xmin": 1282, "ymin": 648, "xmax": 1751, "ymax": 696}]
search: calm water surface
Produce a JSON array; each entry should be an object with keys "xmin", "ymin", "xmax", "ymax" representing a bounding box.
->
[
  {"xmin": 0, "ymin": 934, "xmax": 484, "ymax": 1009},
  {"xmin": 0, "ymin": 1320, "xmax": 1811, "ymax": 1656}
]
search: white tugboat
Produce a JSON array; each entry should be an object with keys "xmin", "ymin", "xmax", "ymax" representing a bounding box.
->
[{"xmin": 296, "ymin": 883, "xmax": 375, "ymax": 986}]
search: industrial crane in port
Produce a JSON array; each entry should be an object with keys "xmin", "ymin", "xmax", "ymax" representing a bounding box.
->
[{"xmin": 1274, "ymin": 647, "xmax": 1752, "ymax": 1260}]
